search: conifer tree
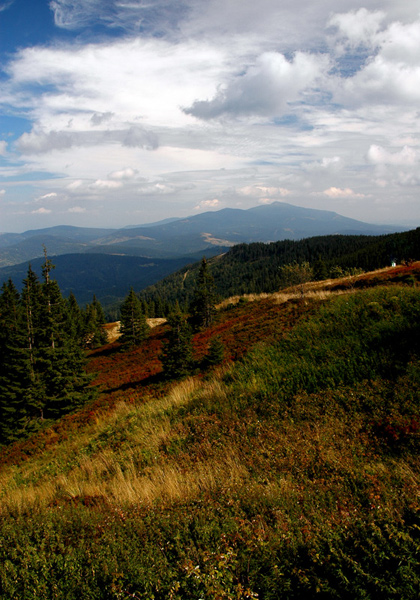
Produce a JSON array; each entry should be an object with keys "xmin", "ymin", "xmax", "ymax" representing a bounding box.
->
[
  {"xmin": 67, "ymin": 292, "xmax": 85, "ymax": 345},
  {"xmin": 0, "ymin": 256, "xmax": 97, "ymax": 443},
  {"xmin": 119, "ymin": 288, "xmax": 149, "ymax": 347},
  {"xmin": 189, "ymin": 257, "xmax": 217, "ymax": 330},
  {"xmin": 161, "ymin": 308, "xmax": 194, "ymax": 379},
  {"xmin": 205, "ymin": 335, "xmax": 225, "ymax": 367},
  {"xmin": 0, "ymin": 280, "xmax": 30, "ymax": 443},
  {"xmin": 83, "ymin": 295, "xmax": 108, "ymax": 348}
]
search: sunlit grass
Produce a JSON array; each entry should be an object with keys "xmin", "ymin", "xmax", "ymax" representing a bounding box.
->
[{"xmin": 1, "ymin": 282, "xmax": 420, "ymax": 598}]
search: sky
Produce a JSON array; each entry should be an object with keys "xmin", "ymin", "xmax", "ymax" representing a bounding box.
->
[{"xmin": 0, "ymin": 0, "xmax": 420, "ymax": 232}]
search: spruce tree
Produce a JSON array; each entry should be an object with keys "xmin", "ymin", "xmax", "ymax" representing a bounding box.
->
[
  {"xmin": 205, "ymin": 335, "xmax": 225, "ymax": 367},
  {"xmin": 119, "ymin": 288, "xmax": 149, "ymax": 347},
  {"xmin": 0, "ymin": 280, "xmax": 30, "ymax": 443},
  {"xmin": 67, "ymin": 292, "xmax": 85, "ymax": 346},
  {"xmin": 189, "ymin": 257, "xmax": 216, "ymax": 330},
  {"xmin": 83, "ymin": 295, "xmax": 108, "ymax": 348},
  {"xmin": 161, "ymin": 309, "xmax": 194, "ymax": 379},
  {"xmin": 0, "ymin": 256, "xmax": 97, "ymax": 443}
]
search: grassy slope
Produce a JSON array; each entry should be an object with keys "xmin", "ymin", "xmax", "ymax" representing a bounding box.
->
[{"xmin": 0, "ymin": 265, "xmax": 420, "ymax": 599}]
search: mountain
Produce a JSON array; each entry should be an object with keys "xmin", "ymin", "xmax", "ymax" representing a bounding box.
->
[
  {"xmin": 0, "ymin": 253, "xmax": 196, "ymax": 307},
  {"xmin": 0, "ymin": 202, "xmax": 407, "ymax": 268}
]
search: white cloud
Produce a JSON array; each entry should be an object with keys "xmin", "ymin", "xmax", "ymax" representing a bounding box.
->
[
  {"xmin": 1, "ymin": 2, "xmax": 420, "ymax": 231},
  {"xmin": 194, "ymin": 199, "xmax": 220, "ymax": 210},
  {"xmin": 328, "ymin": 9, "xmax": 385, "ymax": 48},
  {"xmin": 238, "ymin": 185, "xmax": 290, "ymax": 198},
  {"xmin": 90, "ymin": 179, "xmax": 122, "ymax": 189},
  {"xmin": 32, "ymin": 207, "xmax": 52, "ymax": 214},
  {"xmin": 367, "ymin": 145, "xmax": 418, "ymax": 166},
  {"xmin": 0, "ymin": 189, "xmax": 5, "ymax": 196},
  {"xmin": 16, "ymin": 130, "xmax": 74, "ymax": 153},
  {"xmin": 50, "ymin": 0, "xmax": 186, "ymax": 36},
  {"xmin": 185, "ymin": 51, "xmax": 330, "ymax": 119},
  {"xmin": 332, "ymin": 15, "xmax": 420, "ymax": 107},
  {"xmin": 109, "ymin": 167, "xmax": 139, "ymax": 180},
  {"xmin": 37, "ymin": 192, "xmax": 58, "ymax": 200},
  {"xmin": 0, "ymin": 1, "xmax": 15, "ymax": 12},
  {"xmin": 322, "ymin": 187, "xmax": 366, "ymax": 198},
  {"xmin": 7, "ymin": 37, "xmax": 224, "ymax": 128},
  {"xmin": 68, "ymin": 206, "xmax": 86, "ymax": 213},
  {"xmin": 67, "ymin": 180, "xmax": 83, "ymax": 190}
]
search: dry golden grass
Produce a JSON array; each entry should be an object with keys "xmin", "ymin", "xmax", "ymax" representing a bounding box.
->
[
  {"xmin": 0, "ymin": 376, "xmax": 242, "ymax": 515},
  {"xmin": 217, "ymin": 265, "xmax": 412, "ymax": 310},
  {"xmin": 217, "ymin": 287, "xmax": 350, "ymax": 309},
  {"xmin": 104, "ymin": 318, "xmax": 167, "ymax": 343}
]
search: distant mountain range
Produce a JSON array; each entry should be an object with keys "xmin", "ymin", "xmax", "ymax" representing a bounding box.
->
[
  {"xmin": 0, "ymin": 202, "xmax": 408, "ymax": 307},
  {"xmin": 0, "ymin": 202, "xmax": 406, "ymax": 268}
]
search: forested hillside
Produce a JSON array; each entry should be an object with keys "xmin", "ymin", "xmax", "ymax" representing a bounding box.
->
[
  {"xmin": 140, "ymin": 227, "xmax": 420, "ymax": 309},
  {"xmin": 0, "ymin": 266, "xmax": 419, "ymax": 598}
]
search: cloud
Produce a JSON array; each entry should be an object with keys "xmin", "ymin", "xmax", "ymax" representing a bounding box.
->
[
  {"xmin": 122, "ymin": 126, "xmax": 158, "ymax": 149},
  {"xmin": 367, "ymin": 145, "xmax": 418, "ymax": 166},
  {"xmin": 15, "ymin": 126, "xmax": 158, "ymax": 154},
  {"xmin": 194, "ymin": 199, "xmax": 220, "ymax": 210},
  {"xmin": 0, "ymin": 1, "xmax": 15, "ymax": 12},
  {"xmin": 90, "ymin": 112, "xmax": 114, "ymax": 126},
  {"xmin": 304, "ymin": 156, "xmax": 342, "ymax": 171},
  {"xmin": 0, "ymin": 189, "xmax": 5, "ymax": 196},
  {"xmin": 32, "ymin": 207, "xmax": 52, "ymax": 214},
  {"xmin": 68, "ymin": 206, "xmax": 86, "ymax": 213},
  {"xmin": 322, "ymin": 187, "xmax": 366, "ymax": 198},
  {"xmin": 2, "ymin": 3, "xmax": 420, "ymax": 231},
  {"xmin": 238, "ymin": 185, "xmax": 290, "ymax": 198},
  {"xmin": 90, "ymin": 179, "xmax": 122, "ymax": 189},
  {"xmin": 109, "ymin": 167, "xmax": 139, "ymax": 180},
  {"xmin": 332, "ymin": 15, "xmax": 420, "ymax": 107},
  {"xmin": 185, "ymin": 51, "xmax": 329, "ymax": 119},
  {"xmin": 37, "ymin": 192, "xmax": 58, "ymax": 200},
  {"xmin": 16, "ymin": 130, "xmax": 74, "ymax": 153},
  {"xmin": 328, "ymin": 8, "xmax": 385, "ymax": 48},
  {"xmin": 67, "ymin": 180, "xmax": 83, "ymax": 190},
  {"xmin": 49, "ymin": 0, "xmax": 187, "ymax": 36}
]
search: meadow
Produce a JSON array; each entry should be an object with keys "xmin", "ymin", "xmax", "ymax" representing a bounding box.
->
[{"xmin": 0, "ymin": 271, "xmax": 419, "ymax": 599}]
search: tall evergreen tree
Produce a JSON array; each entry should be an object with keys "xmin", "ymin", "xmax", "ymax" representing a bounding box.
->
[
  {"xmin": 67, "ymin": 292, "xmax": 85, "ymax": 345},
  {"xmin": 0, "ymin": 256, "xmax": 97, "ymax": 444},
  {"xmin": 161, "ymin": 308, "xmax": 194, "ymax": 379},
  {"xmin": 189, "ymin": 257, "xmax": 217, "ymax": 330},
  {"xmin": 119, "ymin": 288, "xmax": 149, "ymax": 347},
  {"xmin": 0, "ymin": 280, "xmax": 30, "ymax": 443},
  {"xmin": 205, "ymin": 335, "xmax": 225, "ymax": 368},
  {"xmin": 83, "ymin": 295, "xmax": 108, "ymax": 348}
]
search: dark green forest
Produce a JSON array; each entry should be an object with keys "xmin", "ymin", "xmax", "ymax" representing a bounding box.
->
[
  {"xmin": 140, "ymin": 227, "xmax": 420, "ymax": 311},
  {"xmin": 0, "ymin": 256, "xmax": 107, "ymax": 445}
]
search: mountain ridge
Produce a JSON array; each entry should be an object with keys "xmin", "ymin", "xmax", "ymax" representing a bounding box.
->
[{"xmin": 0, "ymin": 202, "xmax": 407, "ymax": 268}]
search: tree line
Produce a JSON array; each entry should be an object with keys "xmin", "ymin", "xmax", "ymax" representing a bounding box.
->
[
  {"xmin": 0, "ymin": 252, "xmax": 105, "ymax": 445},
  {"xmin": 119, "ymin": 258, "xmax": 222, "ymax": 379},
  {"xmin": 139, "ymin": 227, "xmax": 420, "ymax": 309}
]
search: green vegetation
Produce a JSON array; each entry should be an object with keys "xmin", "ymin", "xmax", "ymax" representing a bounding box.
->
[
  {"xmin": 0, "ymin": 275, "xmax": 419, "ymax": 598},
  {"xmin": 161, "ymin": 308, "xmax": 194, "ymax": 379},
  {"xmin": 119, "ymin": 288, "xmax": 149, "ymax": 348},
  {"xmin": 140, "ymin": 227, "xmax": 420, "ymax": 308},
  {"xmin": 0, "ymin": 256, "xmax": 100, "ymax": 446},
  {"xmin": 189, "ymin": 257, "xmax": 217, "ymax": 330}
]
